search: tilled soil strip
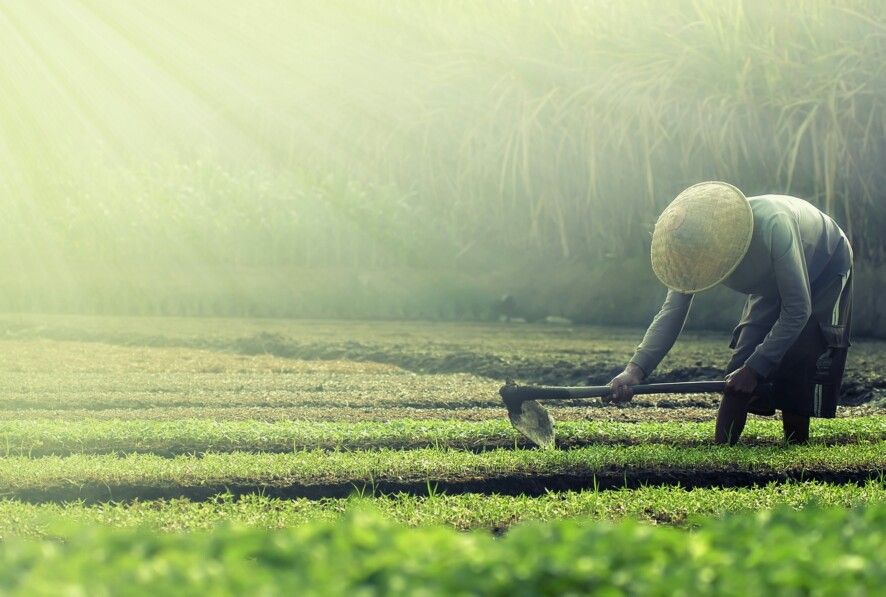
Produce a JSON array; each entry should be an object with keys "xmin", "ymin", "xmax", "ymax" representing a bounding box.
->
[
  {"xmin": 0, "ymin": 398, "xmax": 720, "ymax": 412},
  {"xmin": 8, "ymin": 469, "xmax": 882, "ymax": 504},
  {"xmin": 5, "ymin": 436, "xmax": 880, "ymax": 459},
  {"xmin": 0, "ymin": 406, "xmax": 727, "ymax": 423}
]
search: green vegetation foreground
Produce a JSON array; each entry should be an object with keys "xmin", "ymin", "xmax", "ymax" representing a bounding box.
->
[{"xmin": 2, "ymin": 506, "xmax": 883, "ymax": 595}]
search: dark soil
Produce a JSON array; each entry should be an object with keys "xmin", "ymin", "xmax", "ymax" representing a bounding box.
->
[
  {"xmin": 232, "ymin": 332, "xmax": 885, "ymax": 406},
  {"xmin": 10, "ymin": 434, "xmax": 877, "ymax": 459},
  {"xmin": 0, "ymin": 405, "xmax": 880, "ymax": 423},
  {"xmin": 7, "ymin": 319, "xmax": 884, "ymax": 407},
  {"xmin": 12, "ymin": 468, "xmax": 883, "ymax": 504}
]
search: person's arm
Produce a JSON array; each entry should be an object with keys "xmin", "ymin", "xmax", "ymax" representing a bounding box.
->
[
  {"xmin": 609, "ymin": 289, "xmax": 693, "ymax": 401},
  {"xmin": 742, "ymin": 214, "xmax": 812, "ymax": 378},
  {"xmin": 630, "ymin": 289, "xmax": 694, "ymax": 376}
]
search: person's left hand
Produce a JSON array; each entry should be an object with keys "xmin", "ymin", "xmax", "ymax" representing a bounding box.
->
[{"xmin": 725, "ymin": 365, "xmax": 759, "ymax": 396}]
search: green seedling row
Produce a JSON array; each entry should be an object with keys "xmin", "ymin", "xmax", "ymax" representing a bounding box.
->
[
  {"xmin": 0, "ymin": 481, "xmax": 882, "ymax": 536},
  {"xmin": 0, "ymin": 417, "xmax": 882, "ymax": 456},
  {"xmin": 1, "ymin": 504, "xmax": 884, "ymax": 595},
  {"xmin": 0, "ymin": 443, "xmax": 882, "ymax": 492},
  {"xmin": 0, "ymin": 404, "xmax": 740, "ymax": 424}
]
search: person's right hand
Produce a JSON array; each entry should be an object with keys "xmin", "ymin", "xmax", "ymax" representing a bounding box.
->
[{"xmin": 606, "ymin": 363, "xmax": 645, "ymax": 403}]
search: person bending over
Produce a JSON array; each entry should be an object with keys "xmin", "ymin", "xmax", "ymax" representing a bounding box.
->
[{"xmin": 608, "ymin": 182, "xmax": 852, "ymax": 445}]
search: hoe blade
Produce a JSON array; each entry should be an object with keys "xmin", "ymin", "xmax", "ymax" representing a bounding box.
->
[{"xmin": 505, "ymin": 399, "xmax": 555, "ymax": 449}]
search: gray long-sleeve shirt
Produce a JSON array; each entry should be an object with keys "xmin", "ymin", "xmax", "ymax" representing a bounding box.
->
[{"xmin": 630, "ymin": 195, "xmax": 848, "ymax": 378}]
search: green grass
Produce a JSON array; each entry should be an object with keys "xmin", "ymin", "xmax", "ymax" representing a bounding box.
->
[
  {"xmin": 0, "ymin": 443, "xmax": 881, "ymax": 494},
  {"xmin": 0, "ymin": 417, "xmax": 882, "ymax": 456},
  {"xmin": 1, "ymin": 504, "xmax": 883, "ymax": 595},
  {"xmin": 0, "ymin": 481, "xmax": 882, "ymax": 536}
]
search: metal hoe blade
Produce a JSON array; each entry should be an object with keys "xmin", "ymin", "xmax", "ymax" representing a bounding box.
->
[
  {"xmin": 500, "ymin": 379, "xmax": 749, "ymax": 449},
  {"xmin": 503, "ymin": 397, "xmax": 555, "ymax": 449}
]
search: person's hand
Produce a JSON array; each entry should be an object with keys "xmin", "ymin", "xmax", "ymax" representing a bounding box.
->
[
  {"xmin": 725, "ymin": 365, "xmax": 759, "ymax": 396},
  {"xmin": 607, "ymin": 363, "xmax": 645, "ymax": 403}
]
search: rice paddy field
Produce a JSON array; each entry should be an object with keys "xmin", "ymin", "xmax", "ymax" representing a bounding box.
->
[{"xmin": 0, "ymin": 314, "xmax": 883, "ymax": 592}]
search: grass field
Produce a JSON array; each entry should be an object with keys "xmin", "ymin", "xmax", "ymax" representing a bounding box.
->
[{"xmin": 0, "ymin": 315, "xmax": 883, "ymax": 591}]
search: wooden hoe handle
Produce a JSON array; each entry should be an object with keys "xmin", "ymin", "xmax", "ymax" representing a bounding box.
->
[{"xmin": 500, "ymin": 380, "xmax": 730, "ymax": 403}]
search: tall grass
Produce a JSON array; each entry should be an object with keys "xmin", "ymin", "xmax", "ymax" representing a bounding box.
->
[
  {"xmin": 357, "ymin": 0, "xmax": 886, "ymax": 262},
  {"xmin": 0, "ymin": 0, "xmax": 883, "ymax": 322}
]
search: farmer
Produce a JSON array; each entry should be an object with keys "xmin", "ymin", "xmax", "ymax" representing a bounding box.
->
[{"xmin": 608, "ymin": 182, "xmax": 853, "ymax": 445}]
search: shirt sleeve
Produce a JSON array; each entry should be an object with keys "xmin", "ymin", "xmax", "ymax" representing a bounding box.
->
[
  {"xmin": 743, "ymin": 214, "xmax": 812, "ymax": 377},
  {"xmin": 629, "ymin": 289, "xmax": 693, "ymax": 377}
]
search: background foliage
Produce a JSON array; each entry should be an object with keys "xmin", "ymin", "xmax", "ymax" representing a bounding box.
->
[{"xmin": 0, "ymin": 0, "xmax": 883, "ymax": 332}]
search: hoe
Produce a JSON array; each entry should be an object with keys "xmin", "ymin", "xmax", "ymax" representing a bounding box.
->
[{"xmin": 499, "ymin": 380, "xmax": 771, "ymax": 448}]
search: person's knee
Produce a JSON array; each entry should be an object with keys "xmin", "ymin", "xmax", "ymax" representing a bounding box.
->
[{"xmin": 721, "ymin": 390, "xmax": 752, "ymax": 409}]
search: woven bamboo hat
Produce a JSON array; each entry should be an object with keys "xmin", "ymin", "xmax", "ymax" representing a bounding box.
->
[{"xmin": 651, "ymin": 182, "xmax": 753, "ymax": 293}]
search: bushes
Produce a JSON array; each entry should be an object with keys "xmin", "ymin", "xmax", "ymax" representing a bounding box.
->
[{"xmin": 1, "ymin": 505, "xmax": 883, "ymax": 594}]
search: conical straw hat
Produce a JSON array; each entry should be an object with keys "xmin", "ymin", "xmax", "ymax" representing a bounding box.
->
[{"xmin": 651, "ymin": 182, "xmax": 753, "ymax": 293}]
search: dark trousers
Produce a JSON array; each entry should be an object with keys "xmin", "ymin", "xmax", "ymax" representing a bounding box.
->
[{"xmin": 717, "ymin": 246, "xmax": 852, "ymax": 444}]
